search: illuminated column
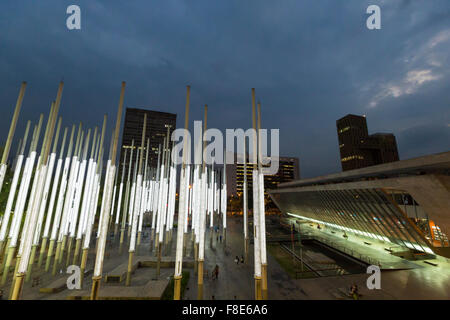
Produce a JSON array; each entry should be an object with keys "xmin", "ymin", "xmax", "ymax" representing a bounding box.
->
[
  {"xmin": 115, "ymin": 148, "xmax": 127, "ymax": 242},
  {"xmin": 243, "ymin": 139, "xmax": 249, "ymax": 261},
  {"xmin": 126, "ymin": 113, "xmax": 147, "ymax": 286},
  {"xmin": 257, "ymin": 102, "xmax": 268, "ymax": 300},
  {"xmin": 73, "ymin": 127, "xmax": 98, "ymax": 265},
  {"xmin": 137, "ymin": 138, "xmax": 150, "ymax": 252},
  {"xmin": 46, "ymin": 125, "xmax": 75, "ymax": 272},
  {"xmin": 119, "ymin": 140, "xmax": 134, "ymax": 254},
  {"xmin": 127, "ymin": 148, "xmax": 139, "ymax": 241},
  {"xmin": 251, "ymin": 88, "xmax": 262, "ymax": 300},
  {"xmin": 174, "ymin": 85, "xmax": 190, "ymax": 300},
  {"xmin": 150, "ymin": 145, "xmax": 161, "ymax": 253},
  {"xmin": 222, "ymin": 161, "xmax": 227, "ymax": 245},
  {"xmin": 197, "ymin": 104, "xmax": 208, "ymax": 300},
  {"xmin": 80, "ymin": 119, "xmax": 105, "ymax": 286},
  {"xmin": 0, "ymin": 82, "xmax": 26, "ymax": 195},
  {"xmin": 90, "ymin": 81, "xmax": 125, "ymax": 300}
]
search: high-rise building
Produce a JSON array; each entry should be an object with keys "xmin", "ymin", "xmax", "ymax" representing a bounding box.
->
[
  {"xmin": 226, "ymin": 155, "xmax": 300, "ymax": 197},
  {"xmin": 119, "ymin": 108, "xmax": 176, "ymax": 176},
  {"xmin": 337, "ymin": 114, "xmax": 399, "ymax": 171}
]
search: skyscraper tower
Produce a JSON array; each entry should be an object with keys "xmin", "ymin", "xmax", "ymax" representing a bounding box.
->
[{"xmin": 337, "ymin": 114, "xmax": 399, "ymax": 171}]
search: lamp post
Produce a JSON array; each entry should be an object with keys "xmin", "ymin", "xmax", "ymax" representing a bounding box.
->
[
  {"xmin": 0, "ymin": 82, "xmax": 27, "ymax": 195},
  {"xmin": 90, "ymin": 81, "xmax": 125, "ymax": 300},
  {"xmin": 174, "ymin": 85, "xmax": 191, "ymax": 300}
]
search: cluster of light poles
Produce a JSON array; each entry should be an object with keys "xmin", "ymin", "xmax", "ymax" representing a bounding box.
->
[{"xmin": 0, "ymin": 82, "xmax": 268, "ymax": 300}]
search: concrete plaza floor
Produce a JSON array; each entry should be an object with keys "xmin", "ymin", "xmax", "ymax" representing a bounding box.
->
[{"xmin": 2, "ymin": 215, "xmax": 450, "ymax": 300}]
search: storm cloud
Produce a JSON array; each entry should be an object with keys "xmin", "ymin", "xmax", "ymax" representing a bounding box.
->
[{"xmin": 0, "ymin": 0, "xmax": 449, "ymax": 178}]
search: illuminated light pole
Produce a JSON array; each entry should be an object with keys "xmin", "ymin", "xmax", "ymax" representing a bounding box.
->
[
  {"xmin": 0, "ymin": 82, "xmax": 27, "ymax": 195},
  {"xmin": 221, "ymin": 159, "xmax": 227, "ymax": 245},
  {"xmin": 208, "ymin": 162, "xmax": 214, "ymax": 248},
  {"xmin": 197, "ymin": 104, "xmax": 208, "ymax": 300},
  {"xmin": 38, "ymin": 125, "xmax": 68, "ymax": 268},
  {"xmin": 150, "ymin": 144, "xmax": 161, "ymax": 253},
  {"xmin": 257, "ymin": 101, "xmax": 268, "ymax": 300},
  {"xmin": 46, "ymin": 125, "xmax": 75, "ymax": 272},
  {"xmin": 11, "ymin": 81, "xmax": 63, "ymax": 300},
  {"xmin": 71, "ymin": 128, "xmax": 95, "ymax": 265},
  {"xmin": 115, "ymin": 148, "xmax": 127, "ymax": 241},
  {"xmin": 127, "ymin": 147, "xmax": 139, "ymax": 243},
  {"xmin": 108, "ymin": 169, "xmax": 118, "ymax": 235},
  {"xmin": 174, "ymin": 85, "xmax": 190, "ymax": 300},
  {"xmin": 90, "ymin": 81, "xmax": 125, "ymax": 300},
  {"xmin": 137, "ymin": 138, "xmax": 150, "ymax": 252},
  {"xmin": 165, "ymin": 145, "xmax": 176, "ymax": 251},
  {"xmin": 80, "ymin": 117, "xmax": 105, "ymax": 286},
  {"xmin": 243, "ymin": 138, "xmax": 249, "ymax": 261},
  {"xmin": 56, "ymin": 123, "xmax": 83, "ymax": 270},
  {"xmin": 96, "ymin": 135, "xmax": 113, "ymax": 251},
  {"xmin": 251, "ymin": 88, "xmax": 262, "ymax": 300},
  {"xmin": 27, "ymin": 116, "xmax": 62, "ymax": 278},
  {"xmin": 73, "ymin": 126, "xmax": 98, "ymax": 265},
  {"xmin": 156, "ymin": 128, "xmax": 170, "ymax": 277},
  {"xmin": 0, "ymin": 120, "xmax": 31, "ymax": 258},
  {"xmin": 126, "ymin": 114, "xmax": 147, "ymax": 286},
  {"xmin": 119, "ymin": 140, "xmax": 134, "ymax": 254}
]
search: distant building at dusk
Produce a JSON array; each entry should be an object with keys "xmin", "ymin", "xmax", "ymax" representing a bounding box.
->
[
  {"xmin": 226, "ymin": 155, "xmax": 300, "ymax": 197},
  {"xmin": 336, "ymin": 114, "xmax": 399, "ymax": 171},
  {"xmin": 119, "ymin": 108, "xmax": 176, "ymax": 176}
]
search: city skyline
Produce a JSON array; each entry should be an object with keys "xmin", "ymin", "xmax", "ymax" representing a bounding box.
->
[{"xmin": 0, "ymin": 1, "xmax": 449, "ymax": 179}]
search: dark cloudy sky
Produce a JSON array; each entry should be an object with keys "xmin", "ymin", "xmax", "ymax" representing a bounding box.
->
[{"xmin": 0, "ymin": 0, "xmax": 449, "ymax": 178}]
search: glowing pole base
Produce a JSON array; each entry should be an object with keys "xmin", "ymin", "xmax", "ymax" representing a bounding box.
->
[
  {"xmin": 59, "ymin": 235, "xmax": 67, "ymax": 265},
  {"xmin": 90, "ymin": 276, "xmax": 101, "ymax": 300},
  {"xmin": 80, "ymin": 248, "xmax": 88, "ymax": 288},
  {"xmin": 125, "ymin": 251, "xmax": 134, "ymax": 286},
  {"xmin": 261, "ymin": 263, "xmax": 268, "ymax": 299},
  {"xmin": 8, "ymin": 255, "xmax": 21, "ymax": 299},
  {"xmin": 156, "ymin": 244, "xmax": 162, "ymax": 278},
  {"xmin": 37, "ymin": 237, "xmax": 48, "ymax": 268},
  {"xmin": 10, "ymin": 273, "xmax": 25, "ymax": 300},
  {"xmin": 1, "ymin": 247, "xmax": 16, "ymax": 285},
  {"xmin": 197, "ymin": 259, "xmax": 204, "ymax": 300},
  {"xmin": 254, "ymin": 276, "xmax": 262, "ymax": 300},
  {"xmin": 73, "ymin": 239, "xmax": 82, "ymax": 265},
  {"xmin": 119, "ymin": 229, "xmax": 125, "ymax": 255},
  {"xmin": 173, "ymin": 275, "xmax": 182, "ymax": 300},
  {"xmin": 45, "ymin": 240, "xmax": 55, "ymax": 272},
  {"xmin": 52, "ymin": 242, "xmax": 62, "ymax": 275},
  {"xmin": 194, "ymin": 243, "xmax": 198, "ymax": 275},
  {"xmin": 25, "ymin": 245, "xmax": 38, "ymax": 282}
]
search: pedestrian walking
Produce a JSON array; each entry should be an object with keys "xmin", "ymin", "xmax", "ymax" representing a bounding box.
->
[
  {"xmin": 214, "ymin": 264, "xmax": 219, "ymax": 279},
  {"xmin": 234, "ymin": 256, "xmax": 239, "ymax": 264},
  {"xmin": 240, "ymin": 256, "xmax": 244, "ymax": 264}
]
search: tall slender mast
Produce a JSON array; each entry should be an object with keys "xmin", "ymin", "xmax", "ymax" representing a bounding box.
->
[
  {"xmin": 90, "ymin": 81, "xmax": 125, "ymax": 300},
  {"xmin": 0, "ymin": 82, "xmax": 27, "ymax": 194}
]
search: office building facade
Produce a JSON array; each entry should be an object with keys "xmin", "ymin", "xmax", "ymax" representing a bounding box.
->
[{"xmin": 337, "ymin": 114, "xmax": 399, "ymax": 171}]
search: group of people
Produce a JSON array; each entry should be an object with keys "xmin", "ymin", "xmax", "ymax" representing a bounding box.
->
[
  {"xmin": 234, "ymin": 255, "xmax": 244, "ymax": 265},
  {"xmin": 215, "ymin": 226, "xmax": 223, "ymax": 243}
]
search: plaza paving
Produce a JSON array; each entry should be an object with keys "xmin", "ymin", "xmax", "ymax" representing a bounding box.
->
[{"xmin": 1, "ymin": 215, "xmax": 450, "ymax": 300}]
